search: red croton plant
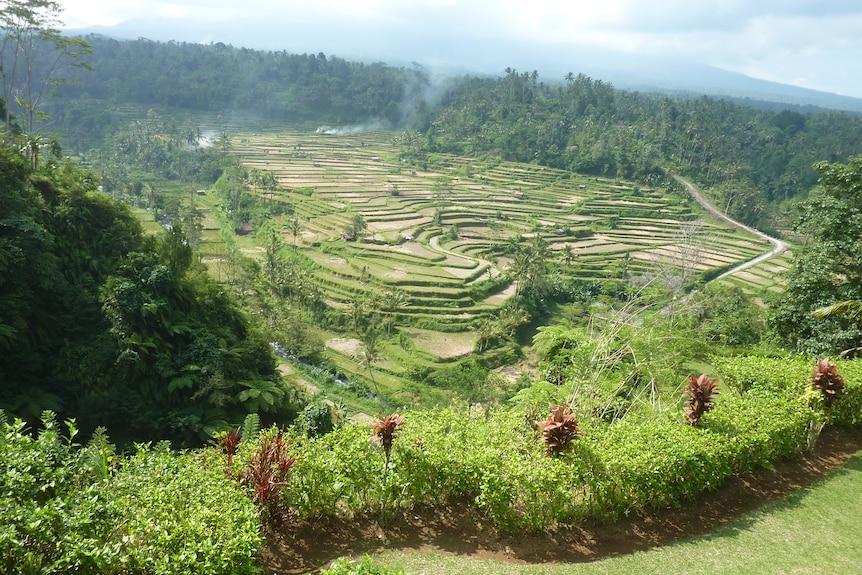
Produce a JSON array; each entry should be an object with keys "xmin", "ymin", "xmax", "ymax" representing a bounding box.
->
[
  {"xmin": 538, "ymin": 404, "xmax": 580, "ymax": 456},
  {"xmin": 241, "ymin": 429, "xmax": 296, "ymax": 524},
  {"xmin": 372, "ymin": 413, "xmax": 404, "ymax": 467},
  {"xmin": 219, "ymin": 428, "xmax": 240, "ymax": 467},
  {"xmin": 812, "ymin": 357, "xmax": 845, "ymax": 405},
  {"xmin": 684, "ymin": 373, "xmax": 719, "ymax": 427}
]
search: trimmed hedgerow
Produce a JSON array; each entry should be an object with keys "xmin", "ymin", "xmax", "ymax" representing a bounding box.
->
[
  {"xmin": 275, "ymin": 382, "xmax": 816, "ymax": 532},
  {"xmin": 821, "ymin": 358, "xmax": 862, "ymax": 427},
  {"xmin": 714, "ymin": 355, "xmax": 862, "ymax": 427},
  {"xmin": 712, "ymin": 354, "xmax": 812, "ymax": 396},
  {"xmin": 109, "ymin": 444, "xmax": 263, "ymax": 575}
]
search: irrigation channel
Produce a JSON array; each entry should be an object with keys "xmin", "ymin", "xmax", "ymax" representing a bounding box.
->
[{"xmin": 673, "ymin": 175, "xmax": 788, "ymax": 281}]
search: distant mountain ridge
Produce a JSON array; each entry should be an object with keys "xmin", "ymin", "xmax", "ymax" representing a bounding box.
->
[{"xmin": 66, "ymin": 19, "xmax": 862, "ymax": 114}]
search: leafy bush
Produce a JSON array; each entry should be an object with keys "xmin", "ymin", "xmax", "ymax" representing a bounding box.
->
[
  {"xmin": 811, "ymin": 358, "xmax": 845, "ymax": 405},
  {"xmin": 0, "ymin": 411, "xmax": 262, "ymax": 574},
  {"xmin": 110, "ymin": 444, "xmax": 263, "ymax": 574},
  {"xmin": 371, "ymin": 413, "xmax": 404, "ymax": 467},
  {"xmin": 300, "ymin": 400, "xmax": 335, "ymax": 437},
  {"xmin": 240, "ymin": 427, "xmax": 297, "ymax": 524},
  {"xmin": 714, "ymin": 355, "xmax": 862, "ymax": 427},
  {"xmin": 284, "ymin": 423, "xmax": 382, "ymax": 518},
  {"xmin": 586, "ymin": 416, "xmax": 730, "ymax": 516},
  {"xmin": 538, "ymin": 405, "xmax": 580, "ymax": 455},
  {"xmin": 818, "ymin": 358, "xmax": 862, "ymax": 427},
  {"xmin": 275, "ymin": 388, "xmax": 819, "ymax": 531},
  {"xmin": 712, "ymin": 354, "xmax": 811, "ymax": 396},
  {"xmin": 0, "ymin": 412, "xmax": 119, "ymax": 574},
  {"xmin": 701, "ymin": 391, "xmax": 812, "ymax": 472}
]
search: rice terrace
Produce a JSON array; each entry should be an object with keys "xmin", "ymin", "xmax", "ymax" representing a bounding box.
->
[{"xmin": 215, "ymin": 127, "xmax": 781, "ymax": 375}]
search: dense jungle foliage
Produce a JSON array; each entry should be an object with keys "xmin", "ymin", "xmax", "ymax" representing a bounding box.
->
[
  {"xmin": 424, "ymin": 70, "xmax": 862, "ymax": 233},
  {"xmin": 0, "ymin": 141, "xmax": 300, "ymax": 446}
]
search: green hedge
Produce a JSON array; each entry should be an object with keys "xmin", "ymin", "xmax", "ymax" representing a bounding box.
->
[
  {"xmin": 276, "ymin": 384, "xmax": 816, "ymax": 531},
  {"xmin": 0, "ymin": 412, "xmax": 262, "ymax": 575},
  {"xmin": 714, "ymin": 355, "xmax": 862, "ymax": 427}
]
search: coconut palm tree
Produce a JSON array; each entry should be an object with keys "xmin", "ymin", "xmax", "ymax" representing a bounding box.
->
[
  {"xmin": 382, "ymin": 288, "xmax": 409, "ymax": 336},
  {"xmin": 359, "ymin": 327, "xmax": 382, "ymax": 396}
]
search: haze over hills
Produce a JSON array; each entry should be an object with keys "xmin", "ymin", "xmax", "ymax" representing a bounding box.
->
[{"xmin": 67, "ymin": 18, "xmax": 862, "ymax": 114}]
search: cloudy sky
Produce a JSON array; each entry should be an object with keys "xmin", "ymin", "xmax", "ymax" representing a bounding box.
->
[{"xmin": 58, "ymin": 0, "xmax": 862, "ymax": 98}]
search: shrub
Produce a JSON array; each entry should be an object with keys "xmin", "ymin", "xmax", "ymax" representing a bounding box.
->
[
  {"xmin": 538, "ymin": 405, "xmax": 580, "ymax": 455},
  {"xmin": 301, "ymin": 400, "xmax": 335, "ymax": 437},
  {"xmin": 371, "ymin": 413, "xmax": 404, "ymax": 467},
  {"xmin": 218, "ymin": 428, "xmax": 241, "ymax": 466},
  {"xmin": 712, "ymin": 354, "xmax": 810, "ymax": 396},
  {"xmin": 241, "ymin": 427, "xmax": 297, "ymax": 524},
  {"xmin": 110, "ymin": 444, "xmax": 263, "ymax": 574},
  {"xmin": 702, "ymin": 391, "xmax": 812, "ymax": 471},
  {"xmin": 684, "ymin": 374, "xmax": 719, "ymax": 426},
  {"xmin": 0, "ymin": 411, "xmax": 262, "ymax": 575},
  {"xmin": 0, "ymin": 412, "xmax": 116, "ymax": 574},
  {"xmin": 811, "ymin": 357, "xmax": 845, "ymax": 405},
  {"xmin": 272, "ymin": 374, "xmax": 825, "ymax": 532},
  {"xmin": 828, "ymin": 359, "xmax": 862, "ymax": 426},
  {"xmin": 283, "ymin": 424, "xmax": 381, "ymax": 518}
]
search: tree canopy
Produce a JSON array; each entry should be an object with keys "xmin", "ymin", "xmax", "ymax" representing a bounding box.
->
[
  {"xmin": 0, "ymin": 138, "xmax": 297, "ymax": 446},
  {"xmin": 768, "ymin": 155, "xmax": 862, "ymax": 354}
]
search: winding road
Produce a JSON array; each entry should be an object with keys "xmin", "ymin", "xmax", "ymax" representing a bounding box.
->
[{"xmin": 673, "ymin": 175, "xmax": 787, "ymax": 281}]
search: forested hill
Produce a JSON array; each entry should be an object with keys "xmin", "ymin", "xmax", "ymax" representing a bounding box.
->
[
  {"xmin": 423, "ymin": 71, "xmax": 862, "ymax": 232},
  {"xmin": 54, "ymin": 36, "xmax": 433, "ymax": 129},
  {"xmin": 49, "ymin": 35, "xmax": 862, "ymax": 232}
]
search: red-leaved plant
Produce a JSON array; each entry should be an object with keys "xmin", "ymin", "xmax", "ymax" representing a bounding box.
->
[
  {"xmin": 241, "ymin": 428, "xmax": 296, "ymax": 524},
  {"xmin": 371, "ymin": 413, "xmax": 404, "ymax": 469},
  {"xmin": 684, "ymin": 374, "xmax": 719, "ymax": 426},
  {"xmin": 812, "ymin": 357, "xmax": 845, "ymax": 405},
  {"xmin": 538, "ymin": 404, "xmax": 580, "ymax": 456},
  {"xmin": 219, "ymin": 428, "xmax": 240, "ymax": 467}
]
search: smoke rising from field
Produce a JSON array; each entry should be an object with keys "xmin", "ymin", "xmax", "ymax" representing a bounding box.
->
[
  {"xmin": 197, "ymin": 130, "xmax": 219, "ymax": 148},
  {"xmin": 315, "ymin": 122, "xmax": 385, "ymax": 135}
]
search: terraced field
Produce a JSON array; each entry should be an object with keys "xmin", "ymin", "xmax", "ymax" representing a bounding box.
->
[
  {"xmin": 226, "ymin": 128, "xmax": 774, "ymax": 358},
  {"xmin": 717, "ymin": 249, "xmax": 794, "ymax": 298}
]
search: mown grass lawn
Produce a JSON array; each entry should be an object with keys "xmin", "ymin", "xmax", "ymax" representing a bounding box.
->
[{"xmin": 372, "ymin": 452, "xmax": 862, "ymax": 575}]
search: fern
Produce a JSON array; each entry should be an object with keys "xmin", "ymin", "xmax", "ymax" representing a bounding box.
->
[{"xmin": 240, "ymin": 413, "xmax": 260, "ymax": 440}]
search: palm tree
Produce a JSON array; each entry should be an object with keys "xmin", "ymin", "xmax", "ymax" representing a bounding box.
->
[
  {"xmin": 359, "ymin": 327, "xmax": 382, "ymax": 396},
  {"xmin": 813, "ymin": 300, "xmax": 862, "ymax": 323},
  {"xmin": 382, "ymin": 289, "xmax": 409, "ymax": 336},
  {"xmin": 347, "ymin": 297, "xmax": 367, "ymax": 334},
  {"xmin": 475, "ymin": 317, "xmax": 498, "ymax": 353},
  {"xmin": 290, "ymin": 217, "xmax": 301, "ymax": 249},
  {"xmin": 561, "ymin": 245, "xmax": 575, "ymax": 267}
]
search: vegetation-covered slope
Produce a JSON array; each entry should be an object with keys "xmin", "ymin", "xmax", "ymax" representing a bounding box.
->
[
  {"xmin": 5, "ymin": 11, "xmax": 862, "ymax": 572},
  {"xmin": 0, "ymin": 143, "xmax": 299, "ymax": 446}
]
